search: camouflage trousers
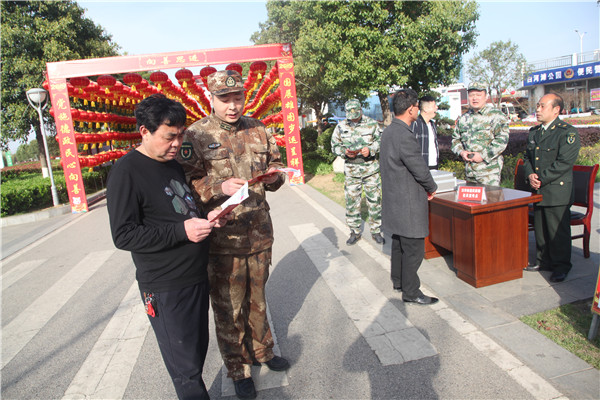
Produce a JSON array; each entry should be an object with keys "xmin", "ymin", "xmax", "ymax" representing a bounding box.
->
[
  {"xmin": 465, "ymin": 157, "xmax": 503, "ymax": 186},
  {"xmin": 344, "ymin": 172, "xmax": 382, "ymax": 234},
  {"xmin": 208, "ymin": 249, "xmax": 275, "ymax": 381},
  {"xmin": 465, "ymin": 169, "xmax": 502, "ymax": 186}
]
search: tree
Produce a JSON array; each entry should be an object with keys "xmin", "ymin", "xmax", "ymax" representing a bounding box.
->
[
  {"xmin": 1, "ymin": 1, "xmax": 119, "ymax": 173},
  {"xmin": 252, "ymin": 1, "xmax": 479, "ymax": 127},
  {"xmin": 15, "ymin": 140, "xmax": 40, "ymax": 163},
  {"xmin": 466, "ymin": 40, "xmax": 528, "ymax": 108}
]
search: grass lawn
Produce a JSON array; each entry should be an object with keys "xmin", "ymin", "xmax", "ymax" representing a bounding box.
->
[{"xmin": 520, "ymin": 299, "xmax": 600, "ymax": 369}]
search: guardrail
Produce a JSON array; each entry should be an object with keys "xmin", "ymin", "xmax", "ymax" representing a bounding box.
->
[{"xmin": 530, "ymin": 50, "xmax": 600, "ymax": 72}]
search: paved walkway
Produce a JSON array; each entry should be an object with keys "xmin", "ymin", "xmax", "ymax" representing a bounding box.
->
[{"xmin": 1, "ymin": 182, "xmax": 599, "ymax": 399}]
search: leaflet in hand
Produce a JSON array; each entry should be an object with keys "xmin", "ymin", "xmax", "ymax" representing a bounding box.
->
[
  {"xmin": 209, "ymin": 183, "xmax": 249, "ymax": 222},
  {"xmin": 248, "ymin": 168, "xmax": 301, "ymax": 185}
]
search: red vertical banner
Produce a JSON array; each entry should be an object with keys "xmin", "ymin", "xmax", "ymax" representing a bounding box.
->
[
  {"xmin": 48, "ymin": 78, "xmax": 89, "ymax": 213},
  {"xmin": 277, "ymin": 57, "xmax": 305, "ymax": 185},
  {"xmin": 592, "ymin": 267, "xmax": 600, "ymax": 316}
]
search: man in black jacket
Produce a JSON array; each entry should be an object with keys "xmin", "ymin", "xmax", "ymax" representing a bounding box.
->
[
  {"xmin": 411, "ymin": 95, "xmax": 439, "ymax": 169},
  {"xmin": 107, "ymin": 94, "xmax": 226, "ymax": 400}
]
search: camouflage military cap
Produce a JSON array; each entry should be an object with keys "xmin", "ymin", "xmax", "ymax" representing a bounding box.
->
[
  {"xmin": 207, "ymin": 70, "xmax": 245, "ymax": 95},
  {"xmin": 468, "ymin": 82, "xmax": 487, "ymax": 92},
  {"xmin": 345, "ymin": 99, "xmax": 362, "ymax": 120}
]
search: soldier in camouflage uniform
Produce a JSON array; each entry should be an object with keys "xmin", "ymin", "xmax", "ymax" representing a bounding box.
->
[
  {"xmin": 178, "ymin": 70, "xmax": 289, "ymax": 399},
  {"xmin": 331, "ymin": 99, "xmax": 384, "ymax": 245},
  {"xmin": 451, "ymin": 82, "xmax": 509, "ymax": 186}
]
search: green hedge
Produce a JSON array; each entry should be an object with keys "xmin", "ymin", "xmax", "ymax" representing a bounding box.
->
[{"xmin": 1, "ymin": 167, "xmax": 111, "ymax": 217}]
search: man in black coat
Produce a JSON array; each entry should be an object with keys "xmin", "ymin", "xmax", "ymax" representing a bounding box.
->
[
  {"xmin": 380, "ymin": 89, "xmax": 439, "ymax": 305},
  {"xmin": 411, "ymin": 95, "xmax": 439, "ymax": 169}
]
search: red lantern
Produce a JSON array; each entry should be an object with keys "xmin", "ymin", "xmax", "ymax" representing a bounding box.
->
[
  {"xmin": 199, "ymin": 66, "xmax": 217, "ymax": 89},
  {"xmin": 70, "ymin": 76, "xmax": 90, "ymax": 88},
  {"xmin": 150, "ymin": 71, "xmax": 171, "ymax": 92},
  {"xmin": 97, "ymin": 75, "xmax": 117, "ymax": 94},
  {"xmin": 226, "ymin": 63, "xmax": 243, "ymax": 75},
  {"xmin": 175, "ymin": 68, "xmax": 194, "ymax": 81},
  {"xmin": 250, "ymin": 61, "xmax": 267, "ymax": 73}
]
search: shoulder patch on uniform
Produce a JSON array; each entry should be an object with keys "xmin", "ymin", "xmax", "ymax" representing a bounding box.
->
[
  {"xmin": 180, "ymin": 142, "xmax": 193, "ymax": 160},
  {"xmin": 208, "ymin": 142, "xmax": 221, "ymax": 149},
  {"xmin": 567, "ymin": 133, "xmax": 576, "ymax": 145}
]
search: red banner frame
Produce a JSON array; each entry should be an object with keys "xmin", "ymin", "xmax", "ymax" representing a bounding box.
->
[{"xmin": 45, "ymin": 43, "xmax": 305, "ymax": 213}]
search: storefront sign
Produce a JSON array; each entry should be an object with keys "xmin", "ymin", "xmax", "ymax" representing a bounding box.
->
[{"xmin": 523, "ymin": 61, "xmax": 600, "ymax": 87}]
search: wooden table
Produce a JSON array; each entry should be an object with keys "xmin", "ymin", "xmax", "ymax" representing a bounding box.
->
[{"xmin": 424, "ymin": 185, "xmax": 542, "ymax": 288}]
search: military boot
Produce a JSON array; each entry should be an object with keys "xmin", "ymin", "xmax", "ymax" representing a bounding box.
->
[{"xmin": 346, "ymin": 231, "xmax": 361, "ymax": 245}]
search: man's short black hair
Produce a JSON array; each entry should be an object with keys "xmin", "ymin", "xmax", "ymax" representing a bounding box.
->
[
  {"xmin": 418, "ymin": 95, "xmax": 437, "ymax": 111},
  {"xmin": 392, "ymin": 89, "xmax": 419, "ymax": 116},
  {"xmin": 134, "ymin": 94, "xmax": 187, "ymax": 133}
]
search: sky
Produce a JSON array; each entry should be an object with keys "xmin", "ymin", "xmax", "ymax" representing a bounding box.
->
[
  {"xmin": 7, "ymin": 0, "xmax": 600, "ymax": 152},
  {"xmin": 77, "ymin": 0, "xmax": 599, "ymax": 65}
]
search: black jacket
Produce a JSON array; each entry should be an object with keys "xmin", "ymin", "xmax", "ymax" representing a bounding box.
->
[{"xmin": 411, "ymin": 115, "xmax": 439, "ymax": 167}]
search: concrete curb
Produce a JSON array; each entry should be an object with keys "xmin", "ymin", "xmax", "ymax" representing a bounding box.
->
[{"xmin": 1, "ymin": 189, "xmax": 106, "ymax": 228}]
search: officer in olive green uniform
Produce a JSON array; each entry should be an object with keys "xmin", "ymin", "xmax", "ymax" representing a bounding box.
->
[
  {"xmin": 452, "ymin": 82, "xmax": 509, "ymax": 186},
  {"xmin": 178, "ymin": 70, "xmax": 289, "ymax": 399},
  {"xmin": 522, "ymin": 93, "xmax": 580, "ymax": 282},
  {"xmin": 331, "ymin": 99, "xmax": 384, "ymax": 246}
]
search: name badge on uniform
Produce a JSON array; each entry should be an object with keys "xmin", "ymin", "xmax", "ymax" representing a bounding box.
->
[
  {"xmin": 180, "ymin": 142, "xmax": 193, "ymax": 160},
  {"xmin": 208, "ymin": 142, "xmax": 221, "ymax": 149}
]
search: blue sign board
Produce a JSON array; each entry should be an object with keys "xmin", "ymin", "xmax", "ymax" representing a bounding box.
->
[{"xmin": 523, "ymin": 61, "xmax": 600, "ymax": 87}]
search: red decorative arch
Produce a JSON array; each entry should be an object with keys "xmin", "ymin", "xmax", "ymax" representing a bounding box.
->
[{"xmin": 46, "ymin": 43, "xmax": 304, "ymax": 213}]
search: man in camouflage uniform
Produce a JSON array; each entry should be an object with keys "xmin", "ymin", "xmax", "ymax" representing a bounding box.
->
[
  {"xmin": 331, "ymin": 99, "xmax": 384, "ymax": 245},
  {"xmin": 178, "ymin": 70, "xmax": 289, "ymax": 399},
  {"xmin": 451, "ymin": 82, "xmax": 509, "ymax": 186},
  {"xmin": 522, "ymin": 93, "xmax": 580, "ymax": 283}
]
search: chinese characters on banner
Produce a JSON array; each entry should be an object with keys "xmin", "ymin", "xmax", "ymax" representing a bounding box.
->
[
  {"xmin": 277, "ymin": 58, "xmax": 305, "ymax": 185},
  {"xmin": 48, "ymin": 78, "xmax": 88, "ymax": 213},
  {"xmin": 592, "ymin": 268, "xmax": 600, "ymax": 316},
  {"xmin": 139, "ymin": 51, "xmax": 208, "ymax": 70},
  {"xmin": 524, "ymin": 62, "xmax": 600, "ymax": 87}
]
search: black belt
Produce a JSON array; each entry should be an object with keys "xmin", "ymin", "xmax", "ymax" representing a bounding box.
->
[
  {"xmin": 346, "ymin": 155, "xmax": 376, "ymax": 164},
  {"xmin": 346, "ymin": 155, "xmax": 377, "ymax": 164}
]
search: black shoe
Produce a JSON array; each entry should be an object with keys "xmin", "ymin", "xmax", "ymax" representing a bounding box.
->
[
  {"xmin": 393, "ymin": 285, "xmax": 402, "ymax": 292},
  {"xmin": 233, "ymin": 377, "xmax": 256, "ymax": 399},
  {"xmin": 550, "ymin": 272, "xmax": 567, "ymax": 283},
  {"xmin": 524, "ymin": 264, "xmax": 540, "ymax": 272},
  {"xmin": 372, "ymin": 233, "xmax": 385, "ymax": 244},
  {"xmin": 262, "ymin": 355, "xmax": 290, "ymax": 371},
  {"xmin": 346, "ymin": 232, "xmax": 361, "ymax": 245},
  {"xmin": 403, "ymin": 295, "xmax": 439, "ymax": 305}
]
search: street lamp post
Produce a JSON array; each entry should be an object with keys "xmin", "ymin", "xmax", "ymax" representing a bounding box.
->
[
  {"xmin": 26, "ymin": 88, "xmax": 60, "ymax": 207},
  {"xmin": 575, "ymin": 29, "xmax": 586, "ymax": 57}
]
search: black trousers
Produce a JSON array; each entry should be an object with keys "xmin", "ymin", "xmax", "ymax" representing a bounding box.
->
[
  {"xmin": 533, "ymin": 204, "xmax": 572, "ymax": 274},
  {"xmin": 143, "ymin": 281, "xmax": 210, "ymax": 400},
  {"xmin": 391, "ymin": 234, "xmax": 424, "ymax": 298}
]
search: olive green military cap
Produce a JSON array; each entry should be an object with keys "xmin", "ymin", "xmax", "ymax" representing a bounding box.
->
[
  {"xmin": 467, "ymin": 82, "xmax": 487, "ymax": 92},
  {"xmin": 345, "ymin": 98, "xmax": 362, "ymax": 120},
  {"xmin": 207, "ymin": 70, "xmax": 245, "ymax": 95}
]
